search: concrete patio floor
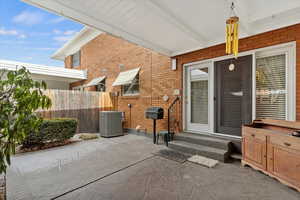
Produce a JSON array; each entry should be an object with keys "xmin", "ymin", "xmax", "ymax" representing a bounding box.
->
[{"xmin": 7, "ymin": 134, "xmax": 300, "ymax": 200}]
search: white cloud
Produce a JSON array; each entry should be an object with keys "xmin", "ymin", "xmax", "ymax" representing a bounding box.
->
[
  {"xmin": 53, "ymin": 29, "xmax": 62, "ymax": 35},
  {"xmin": 53, "ymin": 29, "xmax": 76, "ymax": 35},
  {"xmin": 18, "ymin": 34, "xmax": 27, "ymax": 39},
  {"xmin": 49, "ymin": 17, "xmax": 66, "ymax": 24},
  {"xmin": 0, "ymin": 27, "xmax": 18, "ymax": 36},
  {"xmin": 13, "ymin": 11, "xmax": 44, "ymax": 26},
  {"xmin": 63, "ymin": 30, "xmax": 76, "ymax": 35},
  {"xmin": 0, "ymin": 27, "xmax": 27, "ymax": 39},
  {"xmin": 52, "ymin": 29, "xmax": 77, "ymax": 43},
  {"xmin": 23, "ymin": 56, "xmax": 33, "ymax": 60},
  {"xmin": 29, "ymin": 32, "xmax": 52, "ymax": 37},
  {"xmin": 33, "ymin": 47, "xmax": 56, "ymax": 51},
  {"xmin": 53, "ymin": 35, "xmax": 74, "ymax": 42}
]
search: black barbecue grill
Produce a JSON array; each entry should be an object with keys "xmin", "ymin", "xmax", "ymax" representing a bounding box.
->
[{"xmin": 145, "ymin": 107, "xmax": 164, "ymax": 144}]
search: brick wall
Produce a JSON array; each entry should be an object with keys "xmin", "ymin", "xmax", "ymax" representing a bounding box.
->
[
  {"xmin": 65, "ymin": 56, "xmax": 72, "ymax": 69},
  {"xmin": 68, "ymin": 33, "xmax": 181, "ymax": 133},
  {"xmin": 67, "ymin": 23, "xmax": 300, "ymax": 134},
  {"xmin": 174, "ymin": 23, "xmax": 300, "ymax": 121}
]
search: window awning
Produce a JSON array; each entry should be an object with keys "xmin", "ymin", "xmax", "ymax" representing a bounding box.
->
[
  {"xmin": 85, "ymin": 76, "xmax": 106, "ymax": 87},
  {"xmin": 112, "ymin": 67, "xmax": 140, "ymax": 86}
]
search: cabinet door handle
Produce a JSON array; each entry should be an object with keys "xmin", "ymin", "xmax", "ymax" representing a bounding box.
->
[
  {"xmin": 284, "ymin": 142, "xmax": 291, "ymax": 147},
  {"xmin": 251, "ymin": 134, "xmax": 255, "ymax": 137}
]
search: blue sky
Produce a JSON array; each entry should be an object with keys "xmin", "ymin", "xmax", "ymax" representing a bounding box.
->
[{"xmin": 0, "ymin": 0, "xmax": 83, "ymax": 66}]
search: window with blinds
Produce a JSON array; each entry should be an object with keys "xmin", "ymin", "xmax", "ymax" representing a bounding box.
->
[
  {"xmin": 256, "ymin": 54, "xmax": 286, "ymax": 120},
  {"xmin": 190, "ymin": 67, "xmax": 208, "ymax": 124}
]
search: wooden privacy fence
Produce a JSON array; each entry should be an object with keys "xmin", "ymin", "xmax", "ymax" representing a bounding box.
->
[{"xmin": 38, "ymin": 90, "xmax": 117, "ymax": 133}]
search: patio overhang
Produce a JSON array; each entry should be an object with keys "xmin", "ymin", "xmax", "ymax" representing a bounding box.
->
[
  {"xmin": 23, "ymin": 0, "xmax": 300, "ymax": 56},
  {"xmin": 0, "ymin": 59, "xmax": 87, "ymax": 83}
]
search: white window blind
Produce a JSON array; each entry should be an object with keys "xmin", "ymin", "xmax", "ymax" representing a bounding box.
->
[
  {"xmin": 256, "ymin": 54, "xmax": 286, "ymax": 120},
  {"xmin": 190, "ymin": 67, "xmax": 208, "ymax": 124},
  {"xmin": 191, "ymin": 80, "xmax": 208, "ymax": 124}
]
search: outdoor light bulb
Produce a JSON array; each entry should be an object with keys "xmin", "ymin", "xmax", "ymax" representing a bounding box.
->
[{"xmin": 229, "ymin": 63, "xmax": 235, "ymax": 71}]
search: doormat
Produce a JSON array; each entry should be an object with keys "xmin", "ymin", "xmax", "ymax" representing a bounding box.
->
[
  {"xmin": 154, "ymin": 149, "xmax": 188, "ymax": 163},
  {"xmin": 188, "ymin": 155, "xmax": 219, "ymax": 168}
]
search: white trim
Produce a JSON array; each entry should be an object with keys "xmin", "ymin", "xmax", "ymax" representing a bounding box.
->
[
  {"xmin": 52, "ymin": 27, "xmax": 102, "ymax": 61},
  {"xmin": 185, "ymin": 61, "xmax": 212, "ymax": 133},
  {"xmin": 255, "ymin": 44, "xmax": 296, "ymax": 121},
  {"xmin": 183, "ymin": 41, "xmax": 296, "ymax": 139},
  {"xmin": 252, "ymin": 53, "xmax": 256, "ymax": 121},
  {"xmin": 0, "ymin": 59, "xmax": 87, "ymax": 80}
]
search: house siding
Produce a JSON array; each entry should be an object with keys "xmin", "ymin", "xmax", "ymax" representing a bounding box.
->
[{"xmin": 67, "ymin": 33, "xmax": 180, "ymax": 133}]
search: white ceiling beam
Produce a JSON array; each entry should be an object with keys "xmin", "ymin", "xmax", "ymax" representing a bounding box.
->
[
  {"xmin": 134, "ymin": 0, "xmax": 208, "ymax": 46},
  {"xmin": 22, "ymin": 0, "xmax": 173, "ymax": 56},
  {"xmin": 250, "ymin": 6, "xmax": 300, "ymax": 28}
]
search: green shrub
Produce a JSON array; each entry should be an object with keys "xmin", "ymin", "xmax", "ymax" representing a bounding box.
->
[{"xmin": 22, "ymin": 118, "xmax": 77, "ymax": 147}]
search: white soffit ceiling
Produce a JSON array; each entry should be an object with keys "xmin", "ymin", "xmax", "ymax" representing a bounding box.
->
[{"xmin": 23, "ymin": 0, "xmax": 300, "ymax": 56}]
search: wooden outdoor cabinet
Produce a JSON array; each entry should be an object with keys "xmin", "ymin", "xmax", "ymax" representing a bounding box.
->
[
  {"xmin": 242, "ymin": 119, "xmax": 300, "ymax": 192},
  {"xmin": 242, "ymin": 126, "xmax": 267, "ymax": 170}
]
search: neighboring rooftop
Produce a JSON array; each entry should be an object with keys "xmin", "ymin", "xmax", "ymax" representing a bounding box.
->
[
  {"xmin": 52, "ymin": 27, "xmax": 102, "ymax": 61},
  {"xmin": 0, "ymin": 59, "xmax": 87, "ymax": 81}
]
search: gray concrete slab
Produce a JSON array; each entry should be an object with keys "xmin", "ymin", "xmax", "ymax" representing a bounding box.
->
[
  {"xmin": 7, "ymin": 134, "xmax": 300, "ymax": 200},
  {"xmin": 7, "ymin": 135, "xmax": 166, "ymax": 200},
  {"xmin": 57, "ymin": 156, "xmax": 300, "ymax": 200}
]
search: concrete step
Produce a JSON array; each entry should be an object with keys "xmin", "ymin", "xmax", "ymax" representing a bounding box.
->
[
  {"xmin": 230, "ymin": 153, "xmax": 242, "ymax": 161},
  {"xmin": 168, "ymin": 140, "xmax": 231, "ymax": 163},
  {"xmin": 174, "ymin": 133, "xmax": 232, "ymax": 151}
]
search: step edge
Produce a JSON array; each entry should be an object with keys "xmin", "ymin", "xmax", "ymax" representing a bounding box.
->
[
  {"xmin": 169, "ymin": 141, "xmax": 228, "ymax": 154},
  {"xmin": 174, "ymin": 134, "xmax": 232, "ymax": 144}
]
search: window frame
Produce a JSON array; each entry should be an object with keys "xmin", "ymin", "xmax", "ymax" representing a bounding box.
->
[
  {"xmin": 255, "ymin": 44, "xmax": 296, "ymax": 121},
  {"xmin": 71, "ymin": 51, "xmax": 81, "ymax": 68},
  {"xmin": 121, "ymin": 74, "xmax": 140, "ymax": 96},
  {"xmin": 96, "ymin": 79, "xmax": 106, "ymax": 92},
  {"xmin": 255, "ymin": 54, "xmax": 287, "ymax": 120}
]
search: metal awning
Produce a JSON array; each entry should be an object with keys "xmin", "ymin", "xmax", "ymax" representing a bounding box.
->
[
  {"xmin": 23, "ymin": 0, "xmax": 300, "ymax": 56},
  {"xmin": 85, "ymin": 76, "xmax": 106, "ymax": 87},
  {"xmin": 112, "ymin": 68, "xmax": 140, "ymax": 86}
]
